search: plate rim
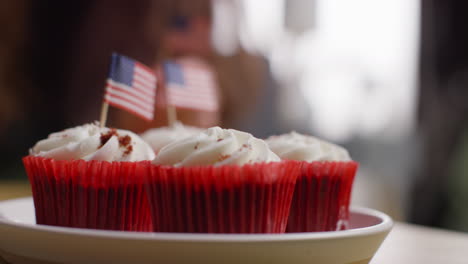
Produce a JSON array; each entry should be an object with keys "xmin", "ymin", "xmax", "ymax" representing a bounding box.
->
[{"xmin": 0, "ymin": 197, "xmax": 393, "ymax": 242}]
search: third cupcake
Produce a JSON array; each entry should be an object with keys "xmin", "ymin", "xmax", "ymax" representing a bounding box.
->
[{"xmin": 266, "ymin": 132, "xmax": 358, "ymax": 232}]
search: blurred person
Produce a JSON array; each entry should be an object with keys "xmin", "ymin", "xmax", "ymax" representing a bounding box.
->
[
  {"xmin": 47, "ymin": 0, "xmax": 271, "ymax": 135},
  {"xmin": 119, "ymin": 0, "xmax": 221, "ymax": 131},
  {"xmin": 64, "ymin": 0, "xmax": 221, "ymax": 132},
  {"xmin": 120, "ymin": 0, "xmax": 271, "ymax": 134}
]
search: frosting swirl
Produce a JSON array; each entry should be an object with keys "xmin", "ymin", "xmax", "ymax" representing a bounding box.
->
[
  {"xmin": 265, "ymin": 132, "xmax": 351, "ymax": 162},
  {"xmin": 31, "ymin": 123, "xmax": 155, "ymax": 162},
  {"xmin": 140, "ymin": 122, "xmax": 203, "ymax": 154},
  {"xmin": 153, "ymin": 127, "xmax": 280, "ymax": 166}
]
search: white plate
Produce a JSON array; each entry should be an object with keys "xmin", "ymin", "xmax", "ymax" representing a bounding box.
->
[{"xmin": 0, "ymin": 197, "xmax": 392, "ymax": 264}]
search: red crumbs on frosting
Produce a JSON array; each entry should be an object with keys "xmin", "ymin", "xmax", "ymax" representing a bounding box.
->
[
  {"xmin": 100, "ymin": 129, "xmax": 133, "ymax": 155},
  {"xmin": 119, "ymin": 135, "xmax": 133, "ymax": 156},
  {"xmin": 242, "ymin": 144, "xmax": 252, "ymax": 149},
  {"xmin": 100, "ymin": 129, "xmax": 118, "ymax": 147},
  {"xmin": 124, "ymin": 145, "xmax": 133, "ymax": 155},
  {"xmin": 119, "ymin": 135, "xmax": 131, "ymax": 147},
  {"xmin": 218, "ymin": 154, "xmax": 231, "ymax": 161}
]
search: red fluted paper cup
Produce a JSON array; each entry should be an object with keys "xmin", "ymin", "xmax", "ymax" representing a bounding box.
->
[
  {"xmin": 145, "ymin": 160, "xmax": 301, "ymax": 233},
  {"xmin": 286, "ymin": 161, "xmax": 358, "ymax": 232},
  {"xmin": 22, "ymin": 156, "xmax": 152, "ymax": 231}
]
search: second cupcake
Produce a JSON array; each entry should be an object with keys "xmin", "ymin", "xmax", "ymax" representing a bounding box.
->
[
  {"xmin": 140, "ymin": 121, "xmax": 202, "ymax": 154},
  {"xmin": 146, "ymin": 127, "xmax": 301, "ymax": 233}
]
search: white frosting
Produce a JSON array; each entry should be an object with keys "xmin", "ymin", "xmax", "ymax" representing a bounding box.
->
[
  {"xmin": 153, "ymin": 127, "xmax": 280, "ymax": 166},
  {"xmin": 31, "ymin": 123, "xmax": 155, "ymax": 162},
  {"xmin": 140, "ymin": 122, "xmax": 203, "ymax": 154},
  {"xmin": 265, "ymin": 132, "xmax": 351, "ymax": 162}
]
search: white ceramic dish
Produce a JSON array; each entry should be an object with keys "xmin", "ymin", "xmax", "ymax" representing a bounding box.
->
[{"xmin": 0, "ymin": 197, "xmax": 392, "ymax": 264}]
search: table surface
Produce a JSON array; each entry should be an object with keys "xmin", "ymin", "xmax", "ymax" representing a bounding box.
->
[
  {"xmin": 1, "ymin": 181, "xmax": 468, "ymax": 264},
  {"xmin": 373, "ymin": 222, "xmax": 468, "ymax": 263}
]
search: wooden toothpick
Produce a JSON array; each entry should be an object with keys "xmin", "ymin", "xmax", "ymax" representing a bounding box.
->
[
  {"xmin": 99, "ymin": 102, "xmax": 109, "ymax": 128},
  {"xmin": 167, "ymin": 105, "xmax": 177, "ymax": 127}
]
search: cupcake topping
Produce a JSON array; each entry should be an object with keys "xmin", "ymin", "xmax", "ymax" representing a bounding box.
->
[
  {"xmin": 266, "ymin": 131, "xmax": 351, "ymax": 162},
  {"xmin": 100, "ymin": 129, "xmax": 133, "ymax": 155},
  {"xmin": 153, "ymin": 126, "xmax": 280, "ymax": 166},
  {"xmin": 31, "ymin": 123, "xmax": 155, "ymax": 162},
  {"xmin": 140, "ymin": 121, "xmax": 203, "ymax": 154}
]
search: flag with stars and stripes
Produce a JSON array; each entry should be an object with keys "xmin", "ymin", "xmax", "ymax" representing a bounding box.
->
[
  {"xmin": 104, "ymin": 53, "xmax": 157, "ymax": 121},
  {"xmin": 163, "ymin": 59, "xmax": 218, "ymax": 112}
]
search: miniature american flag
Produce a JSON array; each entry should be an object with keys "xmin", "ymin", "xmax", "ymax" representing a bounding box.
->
[
  {"xmin": 163, "ymin": 59, "xmax": 218, "ymax": 111},
  {"xmin": 104, "ymin": 53, "xmax": 157, "ymax": 121}
]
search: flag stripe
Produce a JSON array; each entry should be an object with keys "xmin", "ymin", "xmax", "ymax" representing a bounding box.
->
[
  {"xmin": 133, "ymin": 75, "xmax": 156, "ymax": 89},
  {"xmin": 169, "ymin": 96, "xmax": 218, "ymax": 107},
  {"xmin": 168, "ymin": 97, "xmax": 217, "ymax": 105},
  {"xmin": 164, "ymin": 60, "xmax": 219, "ymax": 111},
  {"xmin": 135, "ymin": 62, "xmax": 155, "ymax": 76},
  {"xmin": 184, "ymin": 73, "xmax": 213, "ymax": 81},
  {"xmin": 107, "ymin": 78, "xmax": 155, "ymax": 98},
  {"xmin": 133, "ymin": 80, "xmax": 156, "ymax": 95},
  {"xmin": 106, "ymin": 81, "xmax": 154, "ymax": 104},
  {"xmin": 135, "ymin": 65, "xmax": 156, "ymax": 82},
  {"xmin": 167, "ymin": 88, "xmax": 217, "ymax": 101},
  {"xmin": 105, "ymin": 95, "xmax": 153, "ymax": 120},
  {"xmin": 105, "ymin": 93, "xmax": 153, "ymax": 118},
  {"xmin": 133, "ymin": 83, "xmax": 156, "ymax": 97},
  {"xmin": 169, "ymin": 98, "xmax": 218, "ymax": 111},
  {"xmin": 166, "ymin": 83, "xmax": 215, "ymax": 95},
  {"xmin": 106, "ymin": 85, "xmax": 154, "ymax": 111}
]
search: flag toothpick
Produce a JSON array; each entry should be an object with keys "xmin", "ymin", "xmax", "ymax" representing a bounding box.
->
[
  {"xmin": 163, "ymin": 59, "xmax": 219, "ymax": 111},
  {"xmin": 167, "ymin": 105, "xmax": 177, "ymax": 127},
  {"xmin": 100, "ymin": 53, "xmax": 157, "ymax": 126},
  {"xmin": 161, "ymin": 59, "xmax": 219, "ymax": 127},
  {"xmin": 99, "ymin": 102, "xmax": 109, "ymax": 128}
]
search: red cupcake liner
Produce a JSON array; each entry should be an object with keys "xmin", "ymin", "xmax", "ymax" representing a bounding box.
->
[
  {"xmin": 22, "ymin": 156, "xmax": 152, "ymax": 231},
  {"xmin": 286, "ymin": 161, "xmax": 358, "ymax": 232},
  {"xmin": 145, "ymin": 161, "xmax": 301, "ymax": 233}
]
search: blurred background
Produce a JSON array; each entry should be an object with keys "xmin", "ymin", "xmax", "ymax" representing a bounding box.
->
[{"xmin": 1, "ymin": 0, "xmax": 468, "ymax": 232}]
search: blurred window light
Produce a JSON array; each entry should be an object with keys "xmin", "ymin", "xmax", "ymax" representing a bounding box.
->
[
  {"xmin": 238, "ymin": 0, "xmax": 285, "ymax": 55},
  {"xmin": 211, "ymin": 0, "xmax": 239, "ymax": 56},
  {"xmin": 228, "ymin": 0, "xmax": 419, "ymax": 143},
  {"xmin": 285, "ymin": 0, "xmax": 317, "ymax": 34},
  {"xmin": 296, "ymin": 0, "xmax": 420, "ymax": 142}
]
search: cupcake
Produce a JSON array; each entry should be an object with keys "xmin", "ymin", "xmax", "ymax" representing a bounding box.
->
[
  {"xmin": 22, "ymin": 123, "xmax": 155, "ymax": 231},
  {"xmin": 140, "ymin": 121, "xmax": 202, "ymax": 154},
  {"xmin": 266, "ymin": 132, "xmax": 358, "ymax": 232},
  {"xmin": 146, "ymin": 127, "xmax": 301, "ymax": 233}
]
